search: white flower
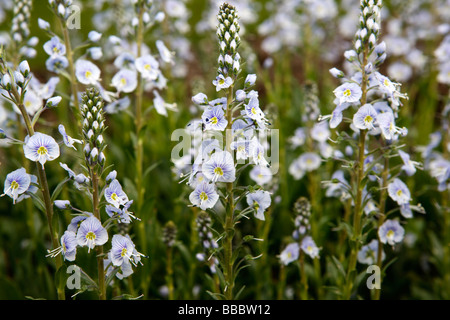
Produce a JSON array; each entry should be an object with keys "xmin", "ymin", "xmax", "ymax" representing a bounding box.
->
[{"xmin": 75, "ymin": 59, "xmax": 101, "ymax": 85}]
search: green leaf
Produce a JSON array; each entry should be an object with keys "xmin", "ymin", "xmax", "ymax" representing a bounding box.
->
[
  {"xmin": 55, "ymin": 264, "xmax": 68, "ymax": 293},
  {"xmin": 51, "ymin": 178, "xmax": 71, "ymax": 202},
  {"xmin": 143, "ymin": 161, "xmax": 161, "ymax": 179},
  {"xmin": 330, "ymin": 255, "xmax": 346, "ymax": 278}
]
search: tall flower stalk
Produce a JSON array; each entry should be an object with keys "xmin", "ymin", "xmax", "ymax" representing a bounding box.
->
[
  {"xmin": 80, "ymin": 87, "xmax": 108, "ymax": 299},
  {"xmin": 183, "ymin": 2, "xmax": 272, "ymax": 300},
  {"xmin": 323, "ymin": 0, "xmax": 419, "ymax": 299},
  {"xmin": 0, "ymin": 52, "xmax": 65, "ymax": 299}
]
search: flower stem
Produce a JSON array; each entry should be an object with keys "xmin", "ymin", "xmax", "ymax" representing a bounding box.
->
[
  {"xmin": 15, "ymin": 96, "xmax": 65, "ymax": 300},
  {"xmin": 92, "ymin": 172, "xmax": 106, "ymax": 300},
  {"xmin": 343, "ymin": 45, "xmax": 369, "ymax": 300},
  {"xmin": 59, "ymin": 18, "xmax": 81, "ymax": 129},
  {"xmin": 374, "ymin": 154, "xmax": 389, "ymax": 300},
  {"xmin": 298, "ymin": 251, "xmax": 308, "ymax": 300},
  {"xmin": 166, "ymin": 246, "xmax": 174, "ymax": 300},
  {"xmin": 223, "ymin": 86, "xmax": 235, "ymax": 300}
]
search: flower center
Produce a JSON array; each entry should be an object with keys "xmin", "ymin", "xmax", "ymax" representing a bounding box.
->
[
  {"xmin": 86, "ymin": 231, "xmax": 96, "ymax": 241},
  {"xmin": 121, "ymin": 248, "xmax": 127, "ymax": 257},
  {"xmin": 343, "ymin": 89, "xmax": 351, "ymax": 97},
  {"xmin": 144, "ymin": 64, "xmax": 151, "ymax": 71},
  {"xmin": 37, "ymin": 146, "xmax": 48, "ymax": 155},
  {"xmin": 386, "ymin": 230, "xmax": 395, "ymax": 239},
  {"xmin": 219, "ymin": 79, "xmax": 225, "ymax": 85},
  {"xmin": 251, "ymin": 107, "xmax": 257, "ymax": 115},
  {"xmin": 199, "ymin": 191, "xmax": 208, "ymax": 201},
  {"xmin": 10, "ymin": 180, "xmax": 19, "ymax": 190},
  {"xmin": 85, "ymin": 70, "xmax": 92, "ymax": 79},
  {"xmin": 210, "ymin": 116, "xmax": 218, "ymax": 125},
  {"xmin": 396, "ymin": 189, "xmax": 403, "ymax": 197},
  {"xmin": 307, "ymin": 246, "xmax": 313, "ymax": 253},
  {"xmin": 111, "ymin": 193, "xmax": 118, "ymax": 201},
  {"xmin": 364, "ymin": 115, "xmax": 373, "ymax": 124},
  {"xmin": 214, "ymin": 167, "xmax": 224, "ymax": 176},
  {"xmin": 253, "ymin": 200, "xmax": 260, "ymax": 211},
  {"xmin": 120, "ymin": 78, "xmax": 127, "ymax": 86}
]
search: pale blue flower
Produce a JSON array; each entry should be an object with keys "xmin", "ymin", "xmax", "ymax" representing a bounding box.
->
[
  {"xmin": 76, "ymin": 216, "xmax": 108, "ymax": 252},
  {"xmin": 289, "ymin": 128, "xmax": 306, "ymax": 147},
  {"xmin": 58, "ymin": 124, "xmax": 82, "ymax": 150},
  {"xmin": 104, "ymin": 96, "xmax": 130, "ymax": 114},
  {"xmin": 203, "ymin": 151, "xmax": 236, "ymax": 183},
  {"xmin": 212, "ymin": 74, "xmax": 233, "ymax": 92},
  {"xmin": 88, "ymin": 47, "xmax": 103, "ymax": 60},
  {"xmin": 110, "ymin": 234, "xmax": 140, "ymax": 267},
  {"xmin": 376, "ymin": 111, "xmax": 406, "ymax": 140},
  {"xmin": 135, "ymin": 54, "xmax": 160, "ymax": 80},
  {"xmin": 249, "ymin": 165, "xmax": 272, "ymax": 185},
  {"xmin": 156, "ymin": 40, "xmax": 174, "ymax": 64},
  {"xmin": 246, "ymin": 190, "xmax": 271, "ymax": 220},
  {"xmin": 298, "ymin": 152, "xmax": 322, "ymax": 172},
  {"xmin": 202, "ymin": 105, "xmax": 228, "ymax": 131},
  {"xmin": 23, "ymin": 132, "xmax": 60, "ymax": 168},
  {"xmin": 357, "ymin": 239, "xmax": 385, "ymax": 265},
  {"xmin": 378, "ymin": 219, "xmax": 405, "ymax": 246},
  {"xmin": 311, "ymin": 121, "xmax": 330, "ymax": 143},
  {"xmin": 398, "ymin": 150, "xmax": 420, "ymax": 176},
  {"xmin": 231, "ymin": 138, "xmax": 251, "ymax": 160},
  {"xmin": 244, "ymin": 96, "xmax": 264, "ymax": 121},
  {"xmin": 353, "ymin": 104, "xmax": 377, "ymax": 130},
  {"xmin": 189, "ymin": 182, "xmax": 219, "ymax": 210},
  {"xmin": 235, "ymin": 89, "xmax": 246, "ymax": 102},
  {"xmin": 23, "ymin": 90, "xmax": 42, "ymax": 115},
  {"xmin": 46, "ymin": 96, "xmax": 62, "ymax": 108},
  {"xmin": 153, "ymin": 90, "xmax": 177, "ymax": 116},
  {"xmin": 88, "ymin": 30, "xmax": 102, "ymax": 42},
  {"xmin": 106, "ymin": 200, "xmax": 137, "ymax": 224},
  {"xmin": 105, "ymin": 170, "xmax": 117, "ymax": 184},
  {"xmin": 43, "ymin": 36, "xmax": 66, "ymax": 57},
  {"xmin": 245, "ymin": 74, "xmax": 256, "ymax": 87},
  {"xmin": 1, "ymin": 168, "xmax": 31, "ymax": 204},
  {"xmin": 387, "ymin": 178, "xmax": 411, "ymax": 205},
  {"xmin": 46, "ymin": 55, "xmax": 69, "ymax": 73},
  {"xmin": 250, "ymin": 138, "xmax": 270, "ymax": 167},
  {"xmin": 111, "ymin": 69, "xmax": 137, "ymax": 93},
  {"xmin": 333, "ymin": 82, "xmax": 362, "ymax": 104},
  {"xmin": 279, "ymin": 242, "xmax": 299, "ymax": 266},
  {"xmin": 192, "ymin": 92, "xmax": 208, "ymax": 105},
  {"xmin": 75, "ymin": 59, "xmax": 101, "ymax": 85},
  {"xmin": 54, "ymin": 200, "xmax": 71, "ymax": 210},
  {"xmin": 46, "ymin": 230, "xmax": 77, "ymax": 262},
  {"xmin": 105, "ymin": 179, "xmax": 129, "ymax": 208},
  {"xmin": 301, "ymin": 236, "xmax": 320, "ymax": 258}
]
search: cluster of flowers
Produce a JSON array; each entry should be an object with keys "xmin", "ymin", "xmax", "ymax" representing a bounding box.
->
[
  {"xmin": 279, "ymin": 197, "xmax": 320, "ymax": 266},
  {"xmin": 288, "ymin": 82, "xmax": 334, "ymax": 180},
  {"xmin": 324, "ymin": 0, "xmax": 423, "ymax": 255},
  {"xmin": 49, "ymin": 88, "xmax": 144, "ymax": 281},
  {"xmin": 0, "ymin": 59, "xmax": 62, "ymax": 202},
  {"xmin": 178, "ymin": 4, "xmax": 272, "ymax": 222}
]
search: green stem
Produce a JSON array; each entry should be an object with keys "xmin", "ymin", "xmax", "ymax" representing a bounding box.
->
[
  {"xmin": 15, "ymin": 97, "xmax": 65, "ymax": 300},
  {"xmin": 298, "ymin": 251, "xmax": 308, "ymax": 300},
  {"xmin": 223, "ymin": 86, "xmax": 235, "ymax": 300},
  {"xmin": 92, "ymin": 172, "xmax": 106, "ymax": 300},
  {"xmin": 59, "ymin": 19, "xmax": 81, "ymax": 129},
  {"xmin": 374, "ymin": 155, "xmax": 389, "ymax": 300},
  {"xmin": 166, "ymin": 246, "xmax": 174, "ymax": 300},
  {"xmin": 343, "ymin": 45, "xmax": 369, "ymax": 300}
]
